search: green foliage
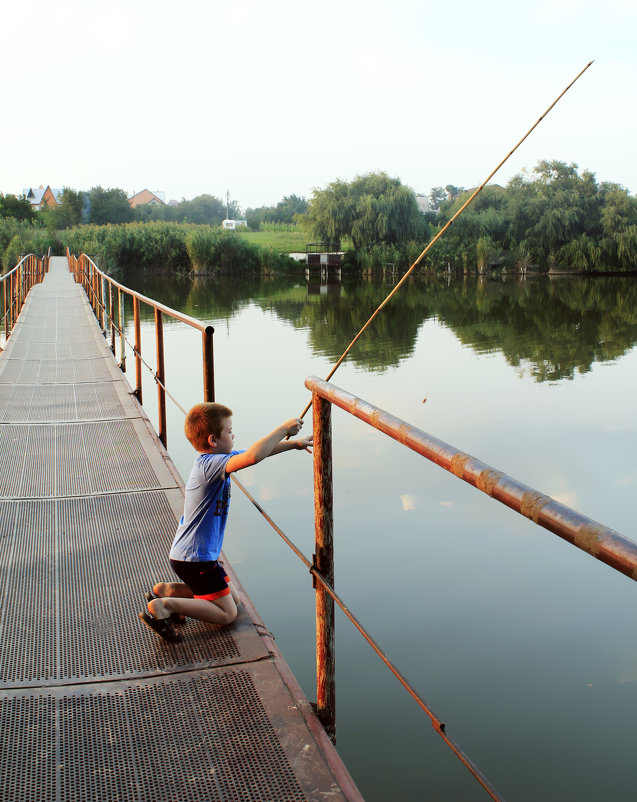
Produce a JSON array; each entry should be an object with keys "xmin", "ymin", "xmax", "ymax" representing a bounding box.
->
[
  {"xmin": 48, "ymin": 188, "xmax": 86, "ymax": 229},
  {"xmin": 245, "ymin": 195, "xmax": 308, "ymax": 230},
  {"xmin": 0, "ymin": 218, "xmax": 57, "ymax": 271},
  {"xmin": 59, "ymin": 222, "xmax": 191, "ymax": 272},
  {"xmin": 0, "ymin": 194, "xmax": 36, "ymax": 222},
  {"xmin": 185, "ymin": 228, "xmax": 262, "ymax": 273},
  {"xmin": 302, "ymin": 172, "xmax": 425, "ymax": 250},
  {"xmin": 87, "ymin": 187, "xmax": 134, "ymax": 225},
  {"xmin": 426, "ymin": 163, "xmax": 637, "ymax": 273},
  {"xmin": 2, "ymin": 235, "xmax": 23, "ymax": 270}
]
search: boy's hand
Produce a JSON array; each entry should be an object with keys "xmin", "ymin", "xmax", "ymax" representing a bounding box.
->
[
  {"xmin": 284, "ymin": 418, "xmax": 304, "ymax": 437},
  {"xmin": 294, "ymin": 435, "xmax": 313, "ymax": 451}
]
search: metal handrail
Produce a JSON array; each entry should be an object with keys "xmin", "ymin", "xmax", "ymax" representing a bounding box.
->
[
  {"xmin": 305, "ymin": 375, "xmax": 637, "ymax": 580},
  {"xmin": 303, "ymin": 374, "xmax": 637, "ymax": 797},
  {"xmin": 66, "ymin": 250, "xmax": 215, "ymax": 446},
  {"xmin": 1, "ymin": 253, "xmax": 49, "ymax": 347},
  {"xmin": 62, "ymin": 258, "xmax": 504, "ymax": 797}
]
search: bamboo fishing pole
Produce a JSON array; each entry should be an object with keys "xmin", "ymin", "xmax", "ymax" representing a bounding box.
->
[{"xmin": 298, "ymin": 60, "xmax": 594, "ymax": 421}]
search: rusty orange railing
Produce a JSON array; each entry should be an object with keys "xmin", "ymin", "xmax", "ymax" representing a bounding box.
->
[
  {"xmin": 1, "ymin": 252, "xmax": 49, "ymax": 348},
  {"xmin": 67, "ymin": 250, "xmax": 214, "ymax": 447}
]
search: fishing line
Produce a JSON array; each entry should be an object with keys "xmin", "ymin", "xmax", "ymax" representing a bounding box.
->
[{"xmin": 298, "ymin": 60, "xmax": 594, "ymax": 420}]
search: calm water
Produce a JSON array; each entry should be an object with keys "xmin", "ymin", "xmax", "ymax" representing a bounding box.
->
[{"xmin": 122, "ymin": 269, "xmax": 636, "ymax": 802}]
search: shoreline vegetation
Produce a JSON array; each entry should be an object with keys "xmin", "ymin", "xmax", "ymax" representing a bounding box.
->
[{"xmin": 1, "ymin": 161, "xmax": 636, "ymax": 276}]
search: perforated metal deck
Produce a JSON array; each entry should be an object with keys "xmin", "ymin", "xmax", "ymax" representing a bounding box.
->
[{"xmin": 0, "ymin": 259, "xmax": 361, "ymax": 802}]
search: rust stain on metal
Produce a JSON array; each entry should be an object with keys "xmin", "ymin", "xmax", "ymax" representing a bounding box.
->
[
  {"xmin": 397, "ymin": 422, "xmax": 411, "ymax": 444},
  {"xmin": 576, "ymin": 523, "xmax": 605, "ymax": 557},
  {"xmin": 476, "ymin": 469, "xmax": 504, "ymax": 497},
  {"xmin": 520, "ymin": 491, "xmax": 551, "ymax": 523},
  {"xmin": 450, "ymin": 453, "xmax": 471, "ymax": 478}
]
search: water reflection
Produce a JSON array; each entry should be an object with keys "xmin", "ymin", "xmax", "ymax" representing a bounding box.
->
[
  {"xmin": 124, "ymin": 269, "xmax": 637, "ymax": 382},
  {"xmin": 120, "ymin": 265, "xmax": 637, "ymax": 802}
]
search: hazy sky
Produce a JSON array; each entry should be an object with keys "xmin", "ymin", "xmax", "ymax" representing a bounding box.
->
[{"xmin": 2, "ymin": 0, "xmax": 634, "ymax": 211}]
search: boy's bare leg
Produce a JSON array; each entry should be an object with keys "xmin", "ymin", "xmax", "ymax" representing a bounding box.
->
[
  {"xmin": 148, "ymin": 593, "xmax": 238, "ymax": 627},
  {"xmin": 228, "ymin": 581, "xmax": 242, "ymax": 607},
  {"xmin": 153, "ymin": 581, "xmax": 194, "ymax": 599}
]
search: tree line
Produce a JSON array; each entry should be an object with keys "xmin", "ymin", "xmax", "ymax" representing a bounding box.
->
[
  {"xmin": 301, "ymin": 162, "xmax": 637, "ymax": 273},
  {"xmin": 1, "ymin": 160, "xmax": 636, "ymax": 273}
]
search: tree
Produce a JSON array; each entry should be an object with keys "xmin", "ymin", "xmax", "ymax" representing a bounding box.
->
[
  {"xmin": 45, "ymin": 188, "xmax": 85, "ymax": 229},
  {"xmin": 87, "ymin": 187, "xmax": 134, "ymax": 225},
  {"xmin": 303, "ymin": 172, "xmax": 423, "ymax": 249},
  {"xmin": 175, "ymin": 194, "xmax": 240, "ymax": 225},
  {"xmin": 0, "ymin": 193, "xmax": 35, "ymax": 222}
]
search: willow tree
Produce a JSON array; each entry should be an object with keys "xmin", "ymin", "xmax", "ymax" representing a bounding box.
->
[{"xmin": 303, "ymin": 172, "xmax": 423, "ymax": 249}]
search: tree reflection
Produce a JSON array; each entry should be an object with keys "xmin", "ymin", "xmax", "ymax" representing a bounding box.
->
[{"xmin": 122, "ymin": 269, "xmax": 637, "ymax": 382}]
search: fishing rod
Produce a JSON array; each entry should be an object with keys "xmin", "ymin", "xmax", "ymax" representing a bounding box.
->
[{"xmin": 298, "ymin": 60, "xmax": 594, "ymax": 421}]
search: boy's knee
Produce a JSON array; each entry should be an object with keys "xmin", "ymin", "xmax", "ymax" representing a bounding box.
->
[
  {"xmin": 221, "ymin": 606, "xmax": 238, "ymax": 626},
  {"xmin": 216, "ymin": 597, "xmax": 238, "ymax": 626}
]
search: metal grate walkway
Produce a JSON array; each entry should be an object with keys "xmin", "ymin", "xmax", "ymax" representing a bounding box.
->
[{"xmin": 0, "ymin": 258, "xmax": 361, "ymax": 801}]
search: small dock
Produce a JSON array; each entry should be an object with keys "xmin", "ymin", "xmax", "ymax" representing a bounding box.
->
[{"xmin": 0, "ymin": 258, "xmax": 361, "ymax": 801}]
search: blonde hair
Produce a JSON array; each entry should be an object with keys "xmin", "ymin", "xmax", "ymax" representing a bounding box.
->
[{"xmin": 184, "ymin": 402, "xmax": 233, "ymax": 451}]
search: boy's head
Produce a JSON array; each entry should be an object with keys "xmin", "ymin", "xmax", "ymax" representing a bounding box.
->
[{"xmin": 185, "ymin": 402, "xmax": 233, "ymax": 452}]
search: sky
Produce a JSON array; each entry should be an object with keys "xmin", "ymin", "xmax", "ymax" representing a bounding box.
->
[{"xmin": 2, "ymin": 0, "xmax": 635, "ymax": 211}]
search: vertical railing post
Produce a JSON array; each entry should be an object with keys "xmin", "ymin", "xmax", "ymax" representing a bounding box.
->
[
  {"xmin": 133, "ymin": 296, "xmax": 142, "ymax": 403},
  {"xmin": 313, "ymin": 391, "xmax": 335, "ymax": 741},
  {"xmin": 118, "ymin": 289, "xmax": 126, "ymax": 372},
  {"xmin": 202, "ymin": 325, "xmax": 215, "ymax": 402},
  {"xmin": 3, "ymin": 278, "xmax": 7, "ymax": 342},
  {"xmin": 155, "ymin": 308, "xmax": 167, "ymax": 447},
  {"xmin": 93, "ymin": 263, "xmax": 98, "ymax": 316},
  {"xmin": 18, "ymin": 262, "xmax": 23, "ymax": 312},
  {"xmin": 9, "ymin": 271, "xmax": 14, "ymax": 332},
  {"xmin": 101, "ymin": 274, "xmax": 107, "ymax": 333},
  {"xmin": 109, "ymin": 282, "xmax": 115, "ymax": 355}
]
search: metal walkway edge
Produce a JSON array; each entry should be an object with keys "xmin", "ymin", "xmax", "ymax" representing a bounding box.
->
[{"xmin": 0, "ymin": 258, "xmax": 362, "ymax": 802}]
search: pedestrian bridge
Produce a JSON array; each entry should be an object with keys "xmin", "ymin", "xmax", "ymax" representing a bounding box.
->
[{"xmin": 0, "ymin": 257, "xmax": 360, "ymax": 802}]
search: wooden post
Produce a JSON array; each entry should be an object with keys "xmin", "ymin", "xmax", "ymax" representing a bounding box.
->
[
  {"xmin": 202, "ymin": 325, "xmax": 215, "ymax": 402},
  {"xmin": 313, "ymin": 391, "xmax": 335, "ymax": 741},
  {"xmin": 155, "ymin": 308, "xmax": 167, "ymax": 447},
  {"xmin": 133, "ymin": 296, "xmax": 142, "ymax": 403}
]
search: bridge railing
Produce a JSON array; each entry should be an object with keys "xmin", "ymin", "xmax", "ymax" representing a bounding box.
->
[
  {"xmin": 58, "ymin": 261, "xmax": 637, "ymax": 799},
  {"xmin": 233, "ymin": 375, "xmax": 637, "ymax": 801},
  {"xmin": 0, "ymin": 252, "xmax": 49, "ymax": 348},
  {"xmin": 67, "ymin": 250, "xmax": 215, "ymax": 447}
]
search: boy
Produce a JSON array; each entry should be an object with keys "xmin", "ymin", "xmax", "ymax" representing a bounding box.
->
[{"xmin": 139, "ymin": 402, "xmax": 312, "ymax": 642}]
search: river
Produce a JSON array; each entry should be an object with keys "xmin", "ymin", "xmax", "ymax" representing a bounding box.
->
[{"xmin": 121, "ymin": 268, "xmax": 637, "ymax": 802}]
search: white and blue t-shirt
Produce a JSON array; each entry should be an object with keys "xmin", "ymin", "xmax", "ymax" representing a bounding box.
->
[{"xmin": 169, "ymin": 450, "xmax": 244, "ymax": 562}]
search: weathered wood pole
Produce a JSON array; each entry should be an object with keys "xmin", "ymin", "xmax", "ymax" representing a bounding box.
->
[
  {"xmin": 313, "ymin": 391, "xmax": 335, "ymax": 740},
  {"xmin": 155, "ymin": 308, "xmax": 167, "ymax": 446},
  {"xmin": 202, "ymin": 326, "xmax": 215, "ymax": 402}
]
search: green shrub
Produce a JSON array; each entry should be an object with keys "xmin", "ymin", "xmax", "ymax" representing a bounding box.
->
[{"xmin": 186, "ymin": 228, "xmax": 261, "ymax": 273}]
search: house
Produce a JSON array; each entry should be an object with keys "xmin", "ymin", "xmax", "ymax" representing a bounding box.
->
[
  {"xmin": 128, "ymin": 189, "xmax": 165, "ymax": 208},
  {"xmin": 416, "ymin": 194, "xmax": 433, "ymax": 214},
  {"xmin": 22, "ymin": 186, "xmax": 63, "ymax": 210}
]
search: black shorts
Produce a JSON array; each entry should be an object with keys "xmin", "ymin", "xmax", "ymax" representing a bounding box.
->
[{"xmin": 170, "ymin": 559, "xmax": 230, "ymax": 601}]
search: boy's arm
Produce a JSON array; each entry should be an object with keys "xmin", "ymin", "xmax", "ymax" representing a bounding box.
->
[{"xmin": 225, "ymin": 418, "xmax": 310, "ymax": 475}]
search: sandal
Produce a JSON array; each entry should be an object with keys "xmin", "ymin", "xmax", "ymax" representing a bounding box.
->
[{"xmin": 138, "ymin": 611, "xmax": 182, "ymax": 642}]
